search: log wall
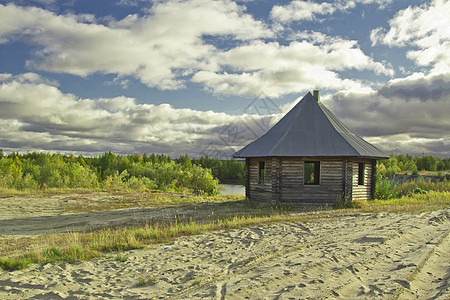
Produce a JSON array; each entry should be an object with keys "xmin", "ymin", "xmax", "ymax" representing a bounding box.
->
[
  {"xmin": 351, "ymin": 159, "xmax": 374, "ymax": 201},
  {"xmin": 246, "ymin": 157, "xmax": 377, "ymax": 205},
  {"xmin": 278, "ymin": 158, "xmax": 344, "ymax": 206},
  {"xmin": 247, "ymin": 158, "xmax": 273, "ymax": 203}
]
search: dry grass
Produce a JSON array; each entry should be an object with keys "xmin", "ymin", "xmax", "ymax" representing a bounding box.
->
[{"xmin": 0, "ymin": 211, "xmax": 302, "ymax": 270}]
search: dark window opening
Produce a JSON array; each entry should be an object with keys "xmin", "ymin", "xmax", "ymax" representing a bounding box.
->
[
  {"xmin": 258, "ymin": 161, "xmax": 265, "ymax": 184},
  {"xmin": 358, "ymin": 163, "xmax": 365, "ymax": 185},
  {"xmin": 304, "ymin": 161, "xmax": 320, "ymax": 185}
]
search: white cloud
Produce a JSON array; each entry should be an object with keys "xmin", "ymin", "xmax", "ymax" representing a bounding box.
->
[
  {"xmin": 370, "ymin": 0, "xmax": 450, "ymax": 72},
  {"xmin": 115, "ymin": 0, "xmax": 146, "ymax": 6},
  {"xmin": 193, "ymin": 38, "xmax": 392, "ymax": 97},
  {"xmin": 326, "ymin": 72, "xmax": 450, "ymax": 156},
  {"xmin": 0, "ymin": 73, "xmax": 276, "ymax": 156},
  {"xmin": 270, "ymin": 1, "xmax": 336, "ymax": 23},
  {"xmin": 0, "ymin": 2, "xmax": 394, "ymax": 98},
  {"xmin": 0, "ymin": 1, "xmax": 272, "ymax": 90},
  {"xmin": 270, "ymin": 0, "xmax": 392, "ymax": 23}
]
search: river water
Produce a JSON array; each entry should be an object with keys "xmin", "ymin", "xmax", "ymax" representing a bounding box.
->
[{"xmin": 219, "ymin": 184, "xmax": 245, "ymax": 195}]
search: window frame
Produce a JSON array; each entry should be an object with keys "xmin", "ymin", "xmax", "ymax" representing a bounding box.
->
[
  {"xmin": 304, "ymin": 161, "xmax": 320, "ymax": 185},
  {"xmin": 258, "ymin": 161, "xmax": 265, "ymax": 184},
  {"xmin": 358, "ymin": 162, "xmax": 365, "ymax": 185}
]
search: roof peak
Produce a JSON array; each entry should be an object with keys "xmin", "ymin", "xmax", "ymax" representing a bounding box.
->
[{"xmin": 233, "ymin": 92, "xmax": 388, "ymax": 159}]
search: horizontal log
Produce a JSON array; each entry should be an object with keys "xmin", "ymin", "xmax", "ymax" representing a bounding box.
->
[
  {"xmin": 280, "ymin": 197, "xmax": 340, "ymax": 203},
  {"xmin": 279, "ymin": 192, "xmax": 341, "ymax": 198}
]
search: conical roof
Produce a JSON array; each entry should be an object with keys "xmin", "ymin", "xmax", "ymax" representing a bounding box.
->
[{"xmin": 233, "ymin": 92, "xmax": 389, "ymax": 159}]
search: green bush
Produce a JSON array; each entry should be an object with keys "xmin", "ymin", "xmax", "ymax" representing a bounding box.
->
[
  {"xmin": 396, "ymin": 177, "xmax": 449, "ymax": 197},
  {"xmin": 0, "ymin": 152, "xmax": 218, "ymax": 195},
  {"xmin": 375, "ymin": 173, "xmax": 398, "ymax": 200}
]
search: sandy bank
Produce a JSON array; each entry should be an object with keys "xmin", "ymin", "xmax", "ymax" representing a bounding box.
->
[{"xmin": 0, "ymin": 209, "xmax": 449, "ymax": 299}]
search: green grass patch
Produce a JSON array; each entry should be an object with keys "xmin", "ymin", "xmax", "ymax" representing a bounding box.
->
[
  {"xmin": 0, "ymin": 245, "xmax": 101, "ymax": 271},
  {"xmin": 358, "ymin": 191, "xmax": 450, "ymax": 213}
]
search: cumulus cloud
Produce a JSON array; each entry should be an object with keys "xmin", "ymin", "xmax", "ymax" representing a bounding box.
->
[
  {"xmin": 192, "ymin": 38, "xmax": 392, "ymax": 97},
  {"xmin": 0, "ymin": 73, "xmax": 276, "ymax": 157},
  {"xmin": 270, "ymin": 1, "xmax": 336, "ymax": 23},
  {"xmin": 0, "ymin": 2, "xmax": 393, "ymax": 98},
  {"xmin": 370, "ymin": 0, "xmax": 450, "ymax": 72},
  {"xmin": 0, "ymin": 1, "xmax": 272, "ymax": 90},
  {"xmin": 270, "ymin": 0, "xmax": 392, "ymax": 23},
  {"xmin": 327, "ymin": 72, "xmax": 450, "ymax": 156}
]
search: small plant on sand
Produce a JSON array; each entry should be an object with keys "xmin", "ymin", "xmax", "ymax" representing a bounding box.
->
[
  {"xmin": 192, "ymin": 278, "xmax": 202, "ymax": 286},
  {"xmin": 137, "ymin": 276, "xmax": 158, "ymax": 286},
  {"xmin": 115, "ymin": 254, "xmax": 128, "ymax": 262}
]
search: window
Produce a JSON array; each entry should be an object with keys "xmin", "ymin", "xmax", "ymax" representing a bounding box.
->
[
  {"xmin": 358, "ymin": 163, "xmax": 365, "ymax": 185},
  {"xmin": 258, "ymin": 161, "xmax": 265, "ymax": 184},
  {"xmin": 304, "ymin": 161, "xmax": 320, "ymax": 185}
]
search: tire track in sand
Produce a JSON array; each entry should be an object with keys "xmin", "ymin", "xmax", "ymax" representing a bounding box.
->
[{"xmin": 177, "ymin": 210, "xmax": 450, "ymax": 299}]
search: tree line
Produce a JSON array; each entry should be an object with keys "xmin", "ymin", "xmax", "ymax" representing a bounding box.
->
[
  {"xmin": 377, "ymin": 152, "xmax": 450, "ymax": 178},
  {"xmin": 0, "ymin": 151, "xmax": 223, "ymax": 195},
  {"xmin": 1, "ymin": 149, "xmax": 447, "ymax": 197}
]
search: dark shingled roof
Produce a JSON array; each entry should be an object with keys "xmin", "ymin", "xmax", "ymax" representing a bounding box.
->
[{"xmin": 233, "ymin": 92, "xmax": 389, "ymax": 159}]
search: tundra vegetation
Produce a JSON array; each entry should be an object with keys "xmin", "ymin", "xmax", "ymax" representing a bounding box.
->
[
  {"xmin": 0, "ymin": 150, "xmax": 448, "ymax": 270},
  {"xmin": 375, "ymin": 152, "xmax": 449, "ymax": 200},
  {"xmin": 0, "ymin": 151, "xmax": 222, "ymax": 196}
]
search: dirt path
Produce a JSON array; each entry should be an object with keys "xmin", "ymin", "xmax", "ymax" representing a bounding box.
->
[
  {"xmin": 0, "ymin": 209, "xmax": 449, "ymax": 299},
  {"xmin": 0, "ymin": 192, "xmax": 241, "ymax": 236},
  {"xmin": 0, "ymin": 206, "xmax": 200, "ymax": 236}
]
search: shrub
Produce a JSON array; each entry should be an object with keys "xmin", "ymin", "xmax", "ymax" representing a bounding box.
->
[
  {"xmin": 375, "ymin": 173, "xmax": 398, "ymax": 200},
  {"xmin": 0, "ymin": 151, "xmax": 218, "ymax": 195},
  {"xmin": 396, "ymin": 177, "xmax": 449, "ymax": 197}
]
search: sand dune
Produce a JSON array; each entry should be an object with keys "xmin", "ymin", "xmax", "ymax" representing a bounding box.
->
[{"xmin": 0, "ymin": 208, "xmax": 449, "ymax": 299}]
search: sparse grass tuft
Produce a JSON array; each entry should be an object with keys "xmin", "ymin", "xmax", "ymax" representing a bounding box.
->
[
  {"xmin": 115, "ymin": 254, "xmax": 128, "ymax": 262},
  {"xmin": 137, "ymin": 275, "xmax": 158, "ymax": 286}
]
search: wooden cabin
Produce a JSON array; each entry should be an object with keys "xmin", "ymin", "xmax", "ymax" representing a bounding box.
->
[{"xmin": 233, "ymin": 91, "xmax": 389, "ymax": 206}]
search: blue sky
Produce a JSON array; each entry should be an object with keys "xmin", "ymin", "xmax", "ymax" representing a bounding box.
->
[{"xmin": 0, "ymin": 0, "xmax": 449, "ymax": 158}]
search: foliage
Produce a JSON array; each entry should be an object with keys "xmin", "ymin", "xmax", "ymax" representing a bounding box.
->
[
  {"xmin": 0, "ymin": 151, "xmax": 219, "ymax": 196},
  {"xmin": 377, "ymin": 152, "xmax": 449, "ymax": 178},
  {"xmin": 0, "ymin": 153, "xmax": 98, "ymax": 190},
  {"xmin": 375, "ymin": 152, "xmax": 449, "ymax": 200},
  {"xmin": 192, "ymin": 155, "xmax": 245, "ymax": 184},
  {"xmin": 396, "ymin": 177, "xmax": 449, "ymax": 198},
  {"xmin": 374, "ymin": 171, "xmax": 398, "ymax": 200},
  {"xmin": 375, "ymin": 162, "xmax": 449, "ymax": 201}
]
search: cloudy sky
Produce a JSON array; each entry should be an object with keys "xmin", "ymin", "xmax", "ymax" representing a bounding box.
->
[{"xmin": 0, "ymin": 0, "xmax": 449, "ymax": 158}]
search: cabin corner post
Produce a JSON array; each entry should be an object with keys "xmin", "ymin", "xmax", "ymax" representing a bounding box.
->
[
  {"xmin": 343, "ymin": 159, "xmax": 352, "ymax": 202},
  {"xmin": 245, "ymin": 158, "xmax": 250, "ymax": 200},
  {"xmin": 371, "ymin": 160, "xmax": 377, "ymax": 200},
  {"xmin": 271, "ymin": 157, "xmax": 281, "ymax": 204}
]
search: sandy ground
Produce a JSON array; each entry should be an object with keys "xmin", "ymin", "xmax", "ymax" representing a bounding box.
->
[
  {"xmin": 0, "ymin": 192, "xmax": 243, "ymax": 236},
  {"xmin": 0, "ymin": 199, "xmax": 449, "ymax": 299},
  {"xmin": 0, "ymin": 204, "xmax": 216, "ymax": 236}
]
